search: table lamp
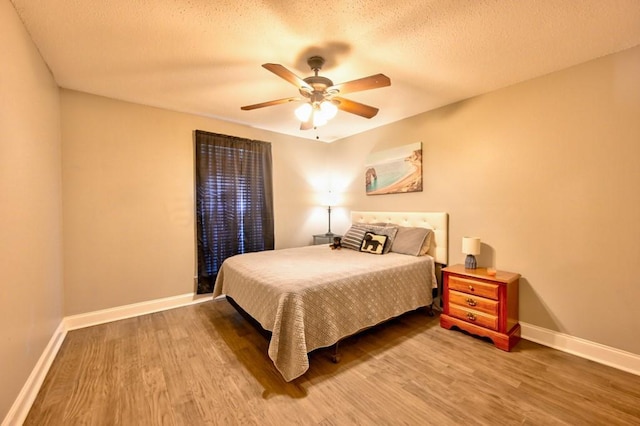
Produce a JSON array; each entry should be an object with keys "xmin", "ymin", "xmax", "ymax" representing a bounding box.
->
[
  {"xmin": 324, "ymin": 191, "xmax": 338, "ymax": 236},
  {"xmin": 462, "ymin": 237, "xmax": 481, "ymax": 269}
]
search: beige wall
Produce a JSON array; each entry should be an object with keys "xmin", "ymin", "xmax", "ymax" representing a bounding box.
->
[
  {"xmin": 329, "ymin": 45, "xmax": 640, "ymax": 355},
  {"xmin": 0, "ymin": 0, "xmax": 63, "ymax": 419},
  {"xmin": 61, "ymin": 90, "xmax": 328, "ymax": 315}
]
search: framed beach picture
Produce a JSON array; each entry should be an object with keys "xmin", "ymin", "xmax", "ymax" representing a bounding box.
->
[{"xmin": 365, "ymin": 142, "xmax": 422, "ymax": 195}]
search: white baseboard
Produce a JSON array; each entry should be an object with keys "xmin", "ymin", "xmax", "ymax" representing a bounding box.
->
[
  {"xmin": 520, "ymin": 321, "xmax": 640, "ymax": 376},
  {"xmin": 64, "ymin": 292, "xmax": 212, "ymax": 331},
  {"xmin": 2, "ymin": 322, "xmax": 66, "ymax": 426},
  {"xmin": 2, "ymin": 292, "xmax": 212, "ymax": 426}
]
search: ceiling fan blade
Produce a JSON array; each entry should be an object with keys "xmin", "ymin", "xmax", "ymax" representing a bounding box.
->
[
  {"xmin": 240, "ymin": 97, "xmax": 300, "ymax": 111},
  {"xmin": 300, "ymin": 119, "xmax": 313, "ymax": 131},
  {"xmin": 328, "ymin": 73, "xmax": 390, "ymax": 95},
  {"xmin": 263, "ymin": 63, "xmax": 312, "ymax": 91},
  {"xmin": 334, "ymin": 97, "xmax": 379, "ymax": 119},
  {"xmin": 299, "ymin": 112, "xmax": 314, "ymax": 130}
]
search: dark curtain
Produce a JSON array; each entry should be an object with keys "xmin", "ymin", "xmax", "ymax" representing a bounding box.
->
[{"xmin": 195, "ymin": 130, "xmax": 274, "ymax": 294}]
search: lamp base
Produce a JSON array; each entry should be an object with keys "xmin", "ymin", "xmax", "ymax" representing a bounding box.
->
[{"xmin": 465, "ymin": 254, "xmax": 477, "ymax": 269}]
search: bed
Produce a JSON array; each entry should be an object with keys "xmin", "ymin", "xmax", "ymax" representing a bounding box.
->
[{"xmin": 212, "ymin": 211, "xmax": 449, "ymax": 381}]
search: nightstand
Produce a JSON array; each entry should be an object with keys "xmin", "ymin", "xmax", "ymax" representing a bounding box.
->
[
  {"xmin": 440, "ymin": 264, "xmax": 521, "ymax": 351},
  {"xmin": 312, "ymin": 233, "xmax": 341, "ymax": 245}
]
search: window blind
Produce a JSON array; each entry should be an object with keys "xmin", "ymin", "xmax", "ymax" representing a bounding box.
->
[{"xmin": 195, "ymin": 130, "xmax": 274, "ymax": 294}]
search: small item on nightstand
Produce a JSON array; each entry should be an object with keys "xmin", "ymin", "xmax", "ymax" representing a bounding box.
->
[
  {"xmin": 487, "ymin": 268, "xmax": 497, "ymax": 276},
  {"xmin": 330, "ymin": 236, "xmax": 342, "ymax": 250}
]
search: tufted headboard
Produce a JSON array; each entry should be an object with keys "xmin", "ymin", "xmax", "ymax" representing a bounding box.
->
[{"xmin": 351, "ymin": 211, "xmax": 449, "ymax": 265}]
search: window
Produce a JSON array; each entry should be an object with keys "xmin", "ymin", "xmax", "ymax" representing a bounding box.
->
[{"xmin": 195, "ymin": 130, "xmax": 274, "ymax": 294}]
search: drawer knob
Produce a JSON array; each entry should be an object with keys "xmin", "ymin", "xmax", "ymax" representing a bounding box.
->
[
  {"xmin": 468, "ymin": 285, "xmax": 475, "ymax": 291},
  {"xmin": 466, "ymin": 298, "xmax": 477, "ymax": 307},
  {"xmin": 466, "ymin": 313, "xmax": 476, "ymax": 321}
]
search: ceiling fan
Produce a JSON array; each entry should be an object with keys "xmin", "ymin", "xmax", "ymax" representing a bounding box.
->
[{"xmin": 241, "ymin": 56, "xmax": 391, "ymax": 130}]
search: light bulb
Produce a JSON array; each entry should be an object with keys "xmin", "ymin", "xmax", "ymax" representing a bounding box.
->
[
  {"xmin": 294, "ymin": 103, "xmax": 312, "ymax": 121},
  {"xmin": 320, "ymin": 101, "xmax": 338, "ymax": 119},
  {"xmin": 312, "ymin": 111, "xmax": 327, "ymax": 127}
]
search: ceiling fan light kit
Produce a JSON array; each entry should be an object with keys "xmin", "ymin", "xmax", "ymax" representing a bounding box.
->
[
  {"xmin": 241, "ymin": 56, "xmax": 391, "ymax": 130},
  {"xmin": 294, "ymin": 99, "xmax": 338, "ymax": 128}
]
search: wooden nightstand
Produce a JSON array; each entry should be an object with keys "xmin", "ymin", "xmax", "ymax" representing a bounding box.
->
[
  {"xmin": 312, "ymin": 233, "xmax": 341, "ymax": 245},
  {"xmin": 440, "ymin": 264, "xmax": 521, "ymax": 351}
]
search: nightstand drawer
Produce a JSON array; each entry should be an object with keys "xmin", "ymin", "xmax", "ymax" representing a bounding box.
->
[
  {"xmin": 448, "ymin": 305, "xmax": 499, "ymax": 330},
  {"xmin": 448, "ymin": 275, "xmax": 499, "ymax": 300},
  {"xmin": 449, "ymin": 290, "xmax": 498, "ymax": 315}
]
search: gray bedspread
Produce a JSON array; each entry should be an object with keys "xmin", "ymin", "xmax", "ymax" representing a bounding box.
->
[{"xmin": 213, "ymin": 244, "xmax": 437, "ymax": 381}]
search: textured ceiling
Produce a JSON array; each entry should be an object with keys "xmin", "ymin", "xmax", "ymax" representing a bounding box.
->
[{"xmin": 10, "ymin": 0, "xmax": 640, "ymax": 142}]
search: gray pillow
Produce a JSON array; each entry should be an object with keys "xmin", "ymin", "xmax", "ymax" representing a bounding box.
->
[{"xmin": 391, "ymin": 226, "xmax": 433, "ymax": 256}]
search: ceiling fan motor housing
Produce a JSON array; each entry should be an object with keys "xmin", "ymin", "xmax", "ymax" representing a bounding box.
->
[
  {"xmin": 299, "ymin": 56, "xmax": 337, "ymax": 103},
  {"xmin": 300, "ymin": 75, "xmax": 334, "ymax": 100}
]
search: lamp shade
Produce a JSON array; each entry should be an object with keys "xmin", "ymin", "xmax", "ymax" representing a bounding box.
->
[
  {"xmin": 323, "ymin": 190, "xmax": 338, "ymax": 207},
  {"xmin": 294, "ymin": 103, "xmax": 312, "ymax": 121},
  {"xmin": 312, "ymin": 111, "xmax": 327, "ymax": 127},
  {"xmin": 462, "ymin": 237, "xmax": 481, "ymax": 255},
  {"xmin": 320, "ymin": 100, "xmax": 338, "ymax": 119}
]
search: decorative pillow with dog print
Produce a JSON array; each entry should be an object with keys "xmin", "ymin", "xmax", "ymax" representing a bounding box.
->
[{"xmin": 359, "ymin": 232, "xmax": 388, "ymax": 255}]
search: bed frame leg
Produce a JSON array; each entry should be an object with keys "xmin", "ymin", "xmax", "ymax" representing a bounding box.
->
[
  {"xmin": 426, "ymin": 304, "xmax": 435, "ymax": 317},
  {"xmin": 330, "ymin": 342, "xmax": 341, "ymax": 363}
]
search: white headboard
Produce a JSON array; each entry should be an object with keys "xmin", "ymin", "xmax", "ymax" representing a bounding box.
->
[{"xmin": 351, "ymin": 211, "xmax": 449, "ymax": 265}]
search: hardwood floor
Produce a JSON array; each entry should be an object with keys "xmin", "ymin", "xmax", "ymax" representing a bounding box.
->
[{"xmin": 25, "ymin": 298, "xmax": 640, "ymax": 425}]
